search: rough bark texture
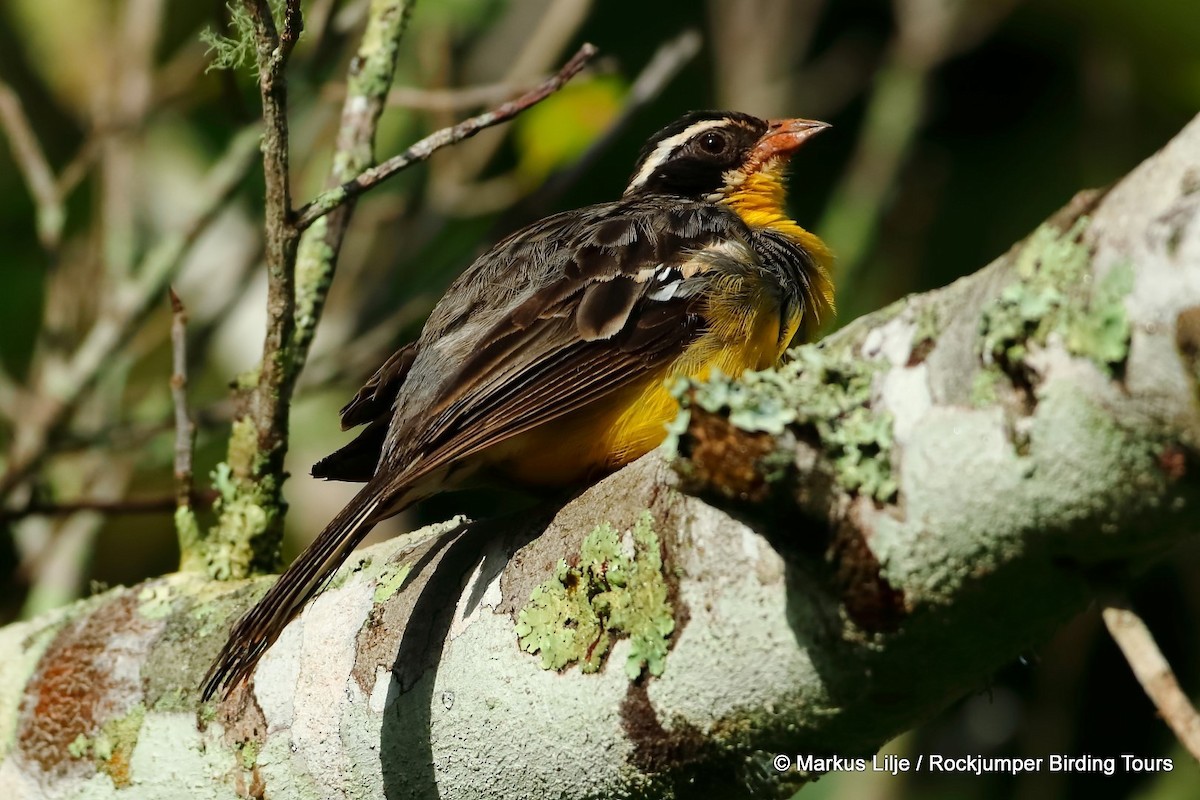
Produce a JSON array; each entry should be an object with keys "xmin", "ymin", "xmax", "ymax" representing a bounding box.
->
[{"xmin": 2, "ymin": 116, "xmax": 1199, "ymax": 800}]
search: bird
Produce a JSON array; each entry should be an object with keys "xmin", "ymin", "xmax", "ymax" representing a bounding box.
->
[{"xmin": 202, "ymin": 110, "xmax": 834, "ymax": 700}]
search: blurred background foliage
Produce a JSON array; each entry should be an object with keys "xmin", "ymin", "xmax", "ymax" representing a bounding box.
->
[{"xmin": 0, "ymin": 1, "xmax": 1197, "ymax": 798}]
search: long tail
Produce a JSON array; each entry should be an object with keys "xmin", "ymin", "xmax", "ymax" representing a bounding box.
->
[{"xmin": 201, "ymin": 483, "xmax": 398, "ymax": 701}]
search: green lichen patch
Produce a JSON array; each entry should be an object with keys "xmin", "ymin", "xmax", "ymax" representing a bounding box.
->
[
  {"xmin": 199, "ymin": 0, "xmax": 288, "ymax": 73},
  {"xmin": 174, "ymin": 506, "xmax": 204, "ymax": 573},
  {"xmin": 672, "ymin": 348, "xmax": 898, "ymax": 503},
  {"xmin": 206, "ymin": 444, "xmax": 282, "ymax": 580},
  {"xmin": 1067, "ymin": 259, "xmax": 1134, "ymax": 367},
  {"xmin": 979, "ymin": 218, "xmax": 1133, "ymax": 381},
  {"xmin": 137, "ymin": 583, "xmax": 174, "ymax": 620},
  {"xmin": 515, "ymin": 512, "xmax": 675, "ymax": 680},
  {"xmin": 237, "ymin": 738, "xmax": 260, "ymax": 770},
  {"xmin": 372, "ymin": 563, "xmax": 413, "ymax": 603},
  {"xmin": 67, "ymin": 703, "xmax": 146, "ymax": 788},
  {"xmin": 971, "ymin": 369, "xmax": 1002, "ymax": 408},
  {"xmin": 294, "ymin": 216, "xmax": 337, "ymax": 359}
]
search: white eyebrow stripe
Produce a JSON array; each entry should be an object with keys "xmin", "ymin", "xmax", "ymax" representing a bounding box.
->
[{"xmin": 623, "ymin": 119, "xmax": 729, "ymax": 195}]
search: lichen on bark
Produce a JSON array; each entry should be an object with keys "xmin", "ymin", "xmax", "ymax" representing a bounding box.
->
[{"xmin": 515, "ymin": 511, "xmax": 675, "ymax": 679}]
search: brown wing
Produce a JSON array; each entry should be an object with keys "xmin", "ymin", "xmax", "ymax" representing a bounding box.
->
[
  {"xmin": 338, "ymin": 342, "xmax": 418, "ymax": 430},
  {"xmin": 408, "ymin": 279, "xmax": 702, "ymax": 472},
  {"xmin": 312, "ymin": 343, "xmax": 418, "ymax": 482}
]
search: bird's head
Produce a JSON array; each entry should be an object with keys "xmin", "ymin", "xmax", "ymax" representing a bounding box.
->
[{"xmin": 623, "ymin": 110, "xmax": 829, "ymax": 204}]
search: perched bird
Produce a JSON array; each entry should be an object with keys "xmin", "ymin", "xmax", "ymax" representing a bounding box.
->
[{"xmin": 202, "ymin": 110, "xmax": 834, "ymax": 700}]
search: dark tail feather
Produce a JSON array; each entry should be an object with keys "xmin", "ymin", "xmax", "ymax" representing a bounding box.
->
[{"xmin": 201, "ymin": 483, "xmax": 398, "ymax": 701}]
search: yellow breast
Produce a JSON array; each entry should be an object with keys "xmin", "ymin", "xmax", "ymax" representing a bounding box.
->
[{"xmin": 495, "ymin": 305, "xmax": 795, "ymax": 487}]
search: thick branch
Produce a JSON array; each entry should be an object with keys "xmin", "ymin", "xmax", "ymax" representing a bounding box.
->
[{"xmin": 2, "ymin": 115, "xmax": 1198, "ymax": 800}]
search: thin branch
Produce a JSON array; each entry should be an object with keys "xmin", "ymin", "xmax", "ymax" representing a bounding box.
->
[
  {"xmin": 236, "ymin": 0, "xmax": 303, "ymax": 486},
  {"xmin": 1, "ymin": 490, "xmax": 219, "ymax": 524},
  {"xmin": 168, "ymin": 288, "xmax": 196, "ymax": 511},
  {"xmin": 201, "ymin": 0, "xmax": 307, "ymax": 572},
  {"xmin": 55, "ymin": 137, "xmax": 99, "ymax": 199},
  {"xmin": 323, "ymin": 80, "xmax": 535, "ymax": 112},
  {"xmin": 0, "ymin": 82, "xmax": 65, "ymax": 251},
  {"xmin": 440, "ymin": 0, "xmax": 594, "ymax": 183},
  {"xmin": 1102, "ymin": 597, "xmax": 1200, "ymax": 760},
  {"xmin": 293, "ymin": 43, "xmax": 599, "ymax": 232},
  {"xmin": 387, "ymin": 82, "xmax": 529, "ymax": 111},
  {"xmin": 0, "ymin": 124, "xmax": 261, "ymax": 502}
]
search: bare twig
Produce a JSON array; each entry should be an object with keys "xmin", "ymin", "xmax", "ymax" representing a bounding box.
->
[
  {"xmin": 1102, "ymin": 596, "xmax": 1200, "ymax": 760},
  {"xmin": 324, "ymin": 80, "xmax": 534, "ymax": 112},
  {"xmin": 293, "ymin": 43, "xmax": 599, "ymax": 231},
  {"xmin": 387, "ymin": 83, "xmax": 527, "ymax": 111},
  {"xmin": 168, "ymin": 289, "xmax": 196, "ymax": 511},
  {"xmin": 0, "ymin": 124, "xmax": 261, "ymax": 502},
  {"xmin": 2, "ymin": 489, "xmax": 219, "ymax": 524},
  {"xmin": 55, "ymin": 137, "xmax": 99, "ymax": 199},
  {"xmin": 0, "ymin": 82, "xmax": 65, "ymax": 251},
  {"xmin": 440, "ymin": 0, "xmax": 594, "ymax": 184}
]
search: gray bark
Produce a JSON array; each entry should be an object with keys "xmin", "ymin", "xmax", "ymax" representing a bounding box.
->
[{"xmin": 2, "ymin": 114, "xmax": 1199, "ymax": 800}]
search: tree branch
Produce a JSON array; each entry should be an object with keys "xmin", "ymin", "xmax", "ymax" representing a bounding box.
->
[
  {"xmin": 202, "ymin": 0, "xmax": 306, "ymax": 575},
  {"xmin": 0, "ymin": 81, "xmax": 63, "ymax": 251},
  {"xmin": 2, "ymin": 109, "xmax": 1198, "ymax": 800},
  {"xmin": 1102, "ymin": 596, "xmax": 1200, "ymax": 760},
  {"xmin": 168, "ymin": 288, "xmax": 204, "ymax": 572},
  {"xmin": 292, "ymin": 42, "xmax": 598, "ymax": 231},
  {"xmin": 236, "ymin": 0, "xmax": 303, "ymax": 491},
  {"xmin": 168, "ymin": 289, "xmax": 196, "ymax": 512}
]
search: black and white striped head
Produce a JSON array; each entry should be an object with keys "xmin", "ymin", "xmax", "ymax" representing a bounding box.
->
[{"xmin": 624, "ymin": 111, "xmax": 828, "ymax": 202}]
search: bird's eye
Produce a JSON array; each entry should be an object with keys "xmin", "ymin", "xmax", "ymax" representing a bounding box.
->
[{"xmin": 697, "ymin": 131, "xmax": 729, "ymax": 156}]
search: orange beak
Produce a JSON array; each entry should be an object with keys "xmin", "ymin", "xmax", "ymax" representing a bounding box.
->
[{"xmin": 747, "ymin": 117, "xmax": 830, "ymax": 171}]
